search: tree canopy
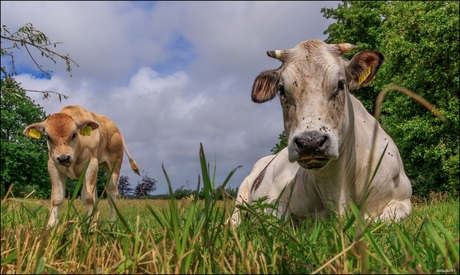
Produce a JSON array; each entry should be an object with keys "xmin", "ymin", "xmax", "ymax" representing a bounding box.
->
[
  {"xmin": 376, "ymin": 2, "xmax": 458, "ymax": 196},
  {"xmin": 134, "ymin": 172, "xmax": 157, "ymax": 197}
]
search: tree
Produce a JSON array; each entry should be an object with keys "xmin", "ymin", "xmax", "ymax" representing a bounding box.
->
[
  {"xmin": 0, "ymin": 77, "xmax": 49, "ymax": 198},
  {"xmin": 118, "ymin": 175, "xmax": 133, "ymax": 198},
  {"xmin": 318, "ymin": 1, "xmax": 459, "ymax": 197},
  {"xmin": 376, "ymin": 1, "xmax": 459, "ymax": 196},
  {"xmin": 134, "ymin": 172, "xmax": 157, "ymax": 197},
  {"xmin": 271, "ymin": 131, "xmax": 287, "ymax": 154}
]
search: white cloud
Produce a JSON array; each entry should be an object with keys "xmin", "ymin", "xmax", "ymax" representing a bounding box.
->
[{"xmin": 2, "ymin": 1, "xmax": 340, "ymax": 194}]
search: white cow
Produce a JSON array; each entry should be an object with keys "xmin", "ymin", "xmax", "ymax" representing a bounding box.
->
[{"xmin": 230, "ymin": 40, "xmax": 412, "ymax": 226}]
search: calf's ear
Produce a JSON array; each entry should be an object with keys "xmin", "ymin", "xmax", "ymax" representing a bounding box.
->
[
  {"xmin": 252, "ymin": 69, "xmax": 280, "ymax": 103},
  {"xmin": 24, "ymin": 123, "xmax": 45, "ymax": 139},
  {"xmin": 77, "ymin": 120, "xmax": 99, "ymax": 136},
  {"xmin": 347, "ymin": 51, "xmax": 384, "ymax": 90}
]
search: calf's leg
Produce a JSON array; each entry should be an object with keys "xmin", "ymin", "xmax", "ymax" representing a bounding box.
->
[
  {"xmin": 103, "ymin": 159, "xmax": 122, "ymax": 224},
  {"xmin": 47, "ymin": 162, "xmax": 67, "ymax": 227},
  {"xmin": 81, "ymin": 158, "xmax": 100, "ymax": 225}
]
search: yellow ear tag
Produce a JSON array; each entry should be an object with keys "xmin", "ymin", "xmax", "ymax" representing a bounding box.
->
[
  {"xmin": 80, "ymin": 126, "xmax": 93, "ymax": 136},
  {"xmin": 358, "ymin": 66, "xmax": 372, "ymax": 85},
  {"xmin": 29, "ymin": 128, "xmax": 42, "ymax": 139}
]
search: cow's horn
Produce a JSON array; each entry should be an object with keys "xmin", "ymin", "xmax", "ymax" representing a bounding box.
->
[
  {"xmin": 267, "ymin": 50, "xmax": 284, "ymax": 60},
  {"xmin": 337, "ymin": 43, "xmax": 357, "ymax": 54}
]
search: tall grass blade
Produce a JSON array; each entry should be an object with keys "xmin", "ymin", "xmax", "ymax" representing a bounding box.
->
[
  {"xmin": 360, "ymin": 142, "xmax": 389, "ymax": 209},
  {"xmin": 431, "ymin": 219, "xmax": 459, "ymax": 264},
  {"xmin": 394, "ymin": 224, "xmax": 428, "ymax": 271},
  {"xmin": 1, "ymin": 250, "xmax": 17, "ymax": 264},
  {"xmin": 424, "ymin": 217, "xmax": 447, "ymax": 258},
  {"xmin": 161, "ymin": 163, "xmax": 182, "ymax": 268},
  {"xmin": 34, "ymin": 256, "xmax": 45, "ymax": 274},
  {"xmin": 199, "ymin": 143, "xmax": 212, "ymax": 206},
  {"xmin": 107, "ymin": 194, "xmax": 133, "ymax": 236}
]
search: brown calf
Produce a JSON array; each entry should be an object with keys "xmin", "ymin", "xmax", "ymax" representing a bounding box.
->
[{"xmin": 24, "ymin": 105, "xmax": 140, "ymax": 227}]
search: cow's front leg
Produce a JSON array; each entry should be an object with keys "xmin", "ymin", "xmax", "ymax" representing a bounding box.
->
[
  {"xmin": 81, "ymin": 158, "xmax": 100, "ymax": 225},
  {"xmin": 227, "ymin": 176, "xmax": 252, "ymax": 226},
  {"xmin": 270, "ymin": 201, "xmax": 291, "ymax": 222},
  {"xmin": 375, "ymin": 199, "xmax": 412, "ymax": 222},
  {"xmin": 47, "ymin": 161, "xmax": 67, "ymax": 227}
]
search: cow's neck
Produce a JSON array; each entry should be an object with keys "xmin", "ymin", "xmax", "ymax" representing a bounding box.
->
[{"xmin": 308, "ymin": 92, "xmax": 358, "ymax": 212}]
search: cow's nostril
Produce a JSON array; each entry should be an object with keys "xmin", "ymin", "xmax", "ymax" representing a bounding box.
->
[
  {"xmin": 57, "ymin": 155, "xmax": 71, "ymax": 164},
  {"xmin": 294, "ymin": 137, "xmax": 307, "ymax": 150},
  {"xmin": 319, "ymin": 136, "xmax": 328, "ymax": 148}
]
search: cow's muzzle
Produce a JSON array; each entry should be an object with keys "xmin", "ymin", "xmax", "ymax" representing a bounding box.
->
[
  {"xmin": 56, "ymin": 155, "xmax": 72, "ymax": 167},
  {"xmin": 291, "ymin": 131, "xmax": 333, "ymax": 169}
]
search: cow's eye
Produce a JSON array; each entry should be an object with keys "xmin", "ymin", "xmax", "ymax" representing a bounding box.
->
[
  {"xmin": 71, "ymin": 132, "xmax": 77, "ymax": 140},
  {"xmin": 338, "ymin": 79, "xmax": 345, "ymax": 90},
  {"xmin": 46, "ymin": 135, "xmax": 53, "ymax": 143},
  {"xmin": 330, "ymin": 79, "xmax": 346, "ymax": 100}
]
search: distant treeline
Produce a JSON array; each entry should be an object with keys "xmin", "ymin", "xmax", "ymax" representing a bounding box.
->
[{"xmin": 119, "ymin": 186, "xmax": 239, "ymax": 200}]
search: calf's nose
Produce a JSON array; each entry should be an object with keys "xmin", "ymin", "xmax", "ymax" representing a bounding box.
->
[{"xmin": 57, "ymin": 155, "xmax": 71, "ymax": 165}]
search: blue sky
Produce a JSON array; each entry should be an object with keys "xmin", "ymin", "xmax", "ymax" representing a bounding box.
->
[{"xmin": 1, "ymin": 1, "xmax": 340, "ymax": 194}]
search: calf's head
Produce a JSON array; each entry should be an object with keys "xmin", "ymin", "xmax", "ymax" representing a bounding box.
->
[
  {"xmin": 24, "ymin": 113, "xmax": 99, "ymax": 167},
  {"xmin": 252, "ymin": 40, "xmax": 383, "ymax": 169}
]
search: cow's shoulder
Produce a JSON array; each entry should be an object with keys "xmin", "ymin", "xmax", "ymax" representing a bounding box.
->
[
  {"xmin": 251, "ymin": 154, "xmax": 275, "ymax": 172},
  {"xmin": 349, "ymin": 95, "xmax": 376, "ymax": 125},
  {"xmin": 262, "ymin": 149, "xmax": 301, "ymax": 192},
  {"xmin": 349, "ymin": 95, "xmax": 407, "ymax": 183},
  {"xmin": 271, "ymin": 148, "xmax": 300, "ymax": 180}
]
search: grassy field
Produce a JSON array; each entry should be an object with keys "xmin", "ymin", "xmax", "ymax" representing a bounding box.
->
[
  {"xmin": 1, "ymin": 195, "xmax": 458, "ymax": 274},
  {"xmin": 1, "ymin": 146, "xmax": 459, "ymax": 274}
]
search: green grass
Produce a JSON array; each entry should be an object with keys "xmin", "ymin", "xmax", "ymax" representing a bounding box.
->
[{"xmin": 1, "ymin": 144, "xmax": 458, "ymax": 274}]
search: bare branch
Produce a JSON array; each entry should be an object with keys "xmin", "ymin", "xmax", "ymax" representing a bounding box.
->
[
  {"xmin": 24, "ymin": 43, "xmax": 52, "ymax": 77},
  {"xmin": 1, "ymin": 23, "xmax": 77, "ymax": 101},
  {"xmin": 1, "ymin": 23, "xmax": 79, "ymax": 78}
]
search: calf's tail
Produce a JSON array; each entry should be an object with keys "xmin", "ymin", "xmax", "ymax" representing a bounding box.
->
[{"xmin": 121, "ymin": 136, "xmax": 140, "ymax": 175}]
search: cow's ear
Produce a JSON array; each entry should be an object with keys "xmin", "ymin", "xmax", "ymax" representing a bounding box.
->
[
  {"xmin": 78, "ymin": 121, "xmax": 99, "ymax": 136},
  {"xmin": 252, "ymin": 69, "xmax": 280, "ymax": 103},
  {"xmin": 347, "ymin": 51, "xmax": 384, "ymax": 90},
  {"xmin": 24, "ymin": 123, "xmax": 45, "ymax": 139}
]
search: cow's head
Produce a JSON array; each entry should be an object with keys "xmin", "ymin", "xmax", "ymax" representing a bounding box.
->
[
  {"xmin": 24, "ymin": 113, "xmax": 99, "ymax": 167},
  {"xmin": 252, "ymin": 40, "xmax": 383, "ymax": 169}
]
